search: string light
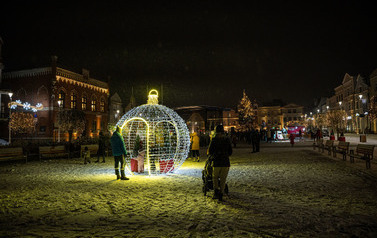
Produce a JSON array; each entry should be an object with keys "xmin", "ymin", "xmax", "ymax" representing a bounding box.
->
[
  {"xmin": 9, "ymin": 100, "xmax": 44, "ymax": 111},
  {"xmin": 116, "ymin": 89, "xmax": 190, "ymax": 175}
]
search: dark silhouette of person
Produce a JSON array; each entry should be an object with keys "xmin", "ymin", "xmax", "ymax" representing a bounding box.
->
[{"xmin": 208, "ymin": 125, "xmax": 232, "ymax": 201}]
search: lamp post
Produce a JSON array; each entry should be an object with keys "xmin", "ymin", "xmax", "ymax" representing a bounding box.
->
[
  {"xmin": 8, "ymin": 92, "xmax": 13, "ymax": 145},
  {"xmin": 57, "ymin": 100, "xmax": 61, "ymax": 142},
  {"xmin": 359, "ymin": 94, "xmax": 363, "ymax": 134}
]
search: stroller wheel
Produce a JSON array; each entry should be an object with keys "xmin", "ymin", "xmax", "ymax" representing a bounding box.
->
[{"xmin": 224, "ymin": 183, "xmax": 229, "ymax": 195}]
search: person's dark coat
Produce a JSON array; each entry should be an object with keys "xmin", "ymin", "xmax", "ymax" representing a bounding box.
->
[
  {"xmin": 208, "ymin": 133, "xmax": 232, "ymax": 167},
  {"xmin": 110, "ymin": 131, "xmax": 127, "ymax": 156},
  {"xmin": 98, "ymin": 133, "xmax": 106, "ymax": 155}
]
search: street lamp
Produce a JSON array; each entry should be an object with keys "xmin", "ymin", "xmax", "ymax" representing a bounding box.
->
[
  {"xmin": 326, "ymin": 106, "xmax": 329, "ymax": 110},
  {"xmin": 338, "ymin": 101, "xmax": 342, "ymax": 106},
  {"xmin": 57, "ymin": 100, "xmax": 61, "ymax": 142},
  {"xmin": 8, "ymin": 92, "xmax": 13, "ymax": 145}
]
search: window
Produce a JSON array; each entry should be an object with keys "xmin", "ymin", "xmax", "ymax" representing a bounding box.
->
[
  {"xmin": 58, "ymin": 90, "xmax": 65, "ymax": 108},
  {"xmin": 293, "ymin": 109, "xmax": 296, "ymax": 113},
  {"xmin": 91, "ymin": 97, "xmax": 96, "ymax": 111},
  {"xmin": 82, "ymin": 96, "xmax": 87, "ymax": 110},
  {"xmin": 288, "ymin": 109, "xmax": 291, "ymax": 113},
  {"xmin": 70, "ymin": 92, "xmax": 77, "ymax": 109},
  {"xmin": 100, "ymin": 98, "xmax": 105, "ymax": 112}
]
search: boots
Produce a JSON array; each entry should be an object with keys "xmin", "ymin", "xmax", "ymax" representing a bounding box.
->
[
  {"xmin": 115, "ymin": 169, "xmax": 120, "ymax": 180},
  {"xmin": 213, "ymin": 189, "xmax": 219, "ymax": 199},
  {"xmin": 218, "ymin": 192, "xmax": 223, "ymax": 201},
  {"xmin": 120, "ymin": 170, "xmax": 129, "ymax": 180}
]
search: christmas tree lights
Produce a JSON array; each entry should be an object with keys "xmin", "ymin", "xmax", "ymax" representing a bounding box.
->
[{"xmin": 116, "ymin": 89, "xmax": 190, "ymax": 175}]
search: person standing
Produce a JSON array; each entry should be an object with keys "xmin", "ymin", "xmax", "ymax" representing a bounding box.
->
[
  {"xmin": 289, "ymin": 133, "xmax": 295, "ymax": 147},
  {"xmin": 254, "ymin": 130, "xmax": 261, "ymax": 152},
  {"xmin": 251, "ymin": 129, "xmax": 257, "ymax": 153},
  {"xmin": 208, "ymin": 125, "xmax": 232, "ymax": 201},
  {"xmin": 110, "ymin": 126, "xmax": 129, "ymax": 180},
  {"xmin": 190, "ymin": 131, "xmax": 200, "ymax": 162},
  {"xmin": 96, "ymin": 131, "xmax": 106, "ymax": 163}
]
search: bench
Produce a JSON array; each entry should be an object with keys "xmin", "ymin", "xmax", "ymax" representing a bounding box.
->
[
  {"xmin": 323, "ymin": 140, "xmax": 334, "ymax": 155},
  {"xmin": 313, "ymin": 138, "xmax": 324, "ymax": 151},
  {"xmin": 39, "ymin": 145, "xmax": 69, "ymax": 160},
  {"xmin": 332, "ymin": 141, "xmax": 350, "ymax": 161},
  {"xmin": 0, "ymin": 147, "xmax": 27, "ymax": 163},
  {"xmin": 349, "ymin": 144, "xmax": 375, "ymax": 169},
  {"xmin": 80, "ymin": 144, "xmax": 99, "ymax": 158}
]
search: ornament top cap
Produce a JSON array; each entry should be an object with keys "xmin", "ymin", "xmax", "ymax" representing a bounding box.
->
[{"xmin": 147, "ymin": 89, "xmax": 159, "ymax": 105}]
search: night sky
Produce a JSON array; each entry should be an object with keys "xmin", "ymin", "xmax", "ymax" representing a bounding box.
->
[{"xmin": 1, "ymin": 1, "xmax": 377, "ymax": 108}]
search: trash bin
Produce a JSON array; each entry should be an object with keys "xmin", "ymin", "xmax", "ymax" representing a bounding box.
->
[{"xmin": 360, "ymin": 135, "xmax": 367, "ymax": 142}]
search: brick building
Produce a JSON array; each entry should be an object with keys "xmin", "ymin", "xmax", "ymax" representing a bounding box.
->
[{"xmin": 0, "ymin": 56, "xmax": 109, "ymax": 142}]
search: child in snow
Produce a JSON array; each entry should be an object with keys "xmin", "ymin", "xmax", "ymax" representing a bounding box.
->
[
  {"xmin": 136, "ymin": 150, "xmax": 145, "ymax": 173},
  {"xmin": 83, "ymin": 146, "xmax": 91, "ymax": 164}
]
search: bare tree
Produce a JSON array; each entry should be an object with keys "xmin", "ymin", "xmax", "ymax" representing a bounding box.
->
[
  {"xmin": 326, "ymin": 109, "xmax": 347, "ymax": 139},
  {"xmin": 9, "ymin": 112, "xmax": 35, "ymax": 136}
]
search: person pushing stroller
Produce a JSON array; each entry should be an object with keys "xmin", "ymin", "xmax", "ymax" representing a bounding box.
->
[{"xmin": 207, "ymin": 125, "xmax": 232, "ymax": 201}]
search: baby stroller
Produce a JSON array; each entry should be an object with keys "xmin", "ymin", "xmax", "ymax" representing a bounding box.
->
[{"xmin": 202, "ymin": 156, "xmax": 229, "ymax": 196}]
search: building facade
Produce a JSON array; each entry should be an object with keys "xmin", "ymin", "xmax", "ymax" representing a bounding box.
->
[
  {"xmin": 331, "ymin": 73, "xmax": 369, "ymax": 133},
  {"xmin": 0, "ymin": 56, "xmax": 109, "ymax": 142}
]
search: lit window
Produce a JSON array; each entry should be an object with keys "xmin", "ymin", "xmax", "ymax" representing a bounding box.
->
[
  {"xmin": 82, "ymin": 96, "xmax": 87, "ymax": 110},
  {"xmin": 58, "ymin": 90, "xmax": 65, "ymax": 108},
  {"xmin": 91, "ymin": 97, "xmax": 96, "ymax": 112},
  {"xmin": 70, "ymin": 92, "xmax": 77, "ymax": 109},
  {"xmin": 100, "ymin": 98, "xmax": 105, "ymax": 112}
]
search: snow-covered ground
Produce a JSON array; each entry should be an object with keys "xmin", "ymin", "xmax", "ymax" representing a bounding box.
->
[{"xmin": 1, "ymin": 142, "xmax": 377, "ymax": 237}]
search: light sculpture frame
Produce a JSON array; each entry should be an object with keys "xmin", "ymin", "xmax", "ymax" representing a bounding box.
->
[{"xmin": 116, "ymin": 89, "xmax": 190, "ymax": 175}]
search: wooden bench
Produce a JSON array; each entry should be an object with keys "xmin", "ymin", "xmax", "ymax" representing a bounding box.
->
[
  {"xmin": 332, "ymin": 141, "xmax": 350, "ymax": 161},
  {"xmin": 80, "ymin": 144, "xmax": 99, "ymax": 158},
  {"xmin": 313, "ymin": 138, "xmax": 324, "ymax": 151},
  {"xmin": 39, "ymin": 145, "xmax": 69, "ymax": 160},
  {"xmin": 323, "ymin": 140, "xmax": 334, "ymax": 155},
  {"xmin": 349, "ymin": 144, "xmax": 375, "ymax": 169},
  {"xmin": 0, "ymin": 147, "xmax": 27, "ymax": 163}
]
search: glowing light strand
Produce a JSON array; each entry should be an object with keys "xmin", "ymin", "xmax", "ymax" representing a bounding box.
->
[
  {"xmin": 9, "ymin": 100, "xmax": 44, "ymax": 111},
  {"xmin": 116, "ymin": 89, "xmax": 190, "ymax": 175}
]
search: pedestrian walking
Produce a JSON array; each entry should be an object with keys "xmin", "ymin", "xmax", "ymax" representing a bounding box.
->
[
  {"xmin": 110, "ymin": 126, "xmax": 129, "ymax": 180},
  {"xmin": 208, "ymin": 125, "xmax": 232, "ymax": 201},
  {"xmin": 96, "ymin": 131, "xmax": 106, "ymax": 163},
  {"xmin": 190, "ymin": 132, "xmax": 200, "ymax": 162},
  {"xmin": 267, "ymin": 129, "xmax": 272, "ymax": 143}
]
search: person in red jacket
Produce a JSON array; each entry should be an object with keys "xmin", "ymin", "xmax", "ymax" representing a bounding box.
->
[{"xmin": 289, "ymin": 133, "xmax": 295, "ymax": 147}]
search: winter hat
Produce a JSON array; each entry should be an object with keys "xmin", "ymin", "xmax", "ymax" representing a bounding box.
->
[{"xmin": 215, "ymin": 125, "xmax": 224, "ymax": 133}]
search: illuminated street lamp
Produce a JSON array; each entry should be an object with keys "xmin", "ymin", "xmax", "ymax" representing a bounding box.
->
[
  {"xmin": 8, "ymin": 92, "xmax": 13, "ymax": 145},
  {"xmin": 57, "ymin": 100, "xmax": 61, "ymax": 142},
  {"xmin": 326, "ymin": 106, "xmax": 329, "ymax": 110},
  {"xmin": 338, "ymin": 101, "xmax": 342, "ymax": 106}
]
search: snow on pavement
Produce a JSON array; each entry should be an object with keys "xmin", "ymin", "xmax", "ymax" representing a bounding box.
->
[{"xmin": 1, "ymin": 143, "xmax": 377, "ymax": 237}]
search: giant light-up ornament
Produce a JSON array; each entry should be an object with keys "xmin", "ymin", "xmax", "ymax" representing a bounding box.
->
[{"xmin": 116, "ymin": 89, "xmax": 190, "ymax": 175}]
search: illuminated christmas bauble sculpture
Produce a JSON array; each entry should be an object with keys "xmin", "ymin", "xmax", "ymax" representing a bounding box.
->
[{"xmin": 116, "ymin": 89, "xmax": 190, "ymax": 175}]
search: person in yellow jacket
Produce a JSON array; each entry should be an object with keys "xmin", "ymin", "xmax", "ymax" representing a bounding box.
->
[{"xmin": 190, "ymin": 132, "xmax": 200, "ymax": 162}]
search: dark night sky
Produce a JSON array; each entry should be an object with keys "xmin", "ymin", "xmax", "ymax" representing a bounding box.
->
[{"xmin": 1, "ymin": 1, "xmax": 377, "ymax": 108}]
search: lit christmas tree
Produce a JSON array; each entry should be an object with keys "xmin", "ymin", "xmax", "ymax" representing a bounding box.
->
[{"xmin": 237, "ymin": 90, "xmax": 258, "ymax": 131}]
